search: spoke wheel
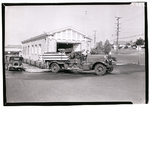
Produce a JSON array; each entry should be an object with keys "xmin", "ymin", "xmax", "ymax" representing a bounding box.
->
[
  {"xmin": 51, "ymin": 63, "xmax": 60, "ymax": 73},
  {"xmin": 95, "ymin": 64, "xmax": 106, "ymax": 76}
]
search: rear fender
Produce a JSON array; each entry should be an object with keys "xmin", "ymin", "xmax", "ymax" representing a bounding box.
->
[{"xmin": 49, "ymin": 61, "xmax": 66, "ymax": 69}]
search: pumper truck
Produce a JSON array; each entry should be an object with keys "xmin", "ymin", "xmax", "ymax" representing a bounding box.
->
[{"xmin": 40, "ymin": 49, "xmax": 116, "ymax": 76}]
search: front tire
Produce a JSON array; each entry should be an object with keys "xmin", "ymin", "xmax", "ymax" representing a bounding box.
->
[
  {"xmin": 51, "ymin": 63, "xmax": 60, "ymax": 73},
  {"xmin": 106, "ymin": 66, "xmax": 114, "ymax": 74},
  {"xmin": 5, "ymin": 64, "xmax": 8, "ymax": 70},
  {"xmin": 94, "ymin": 64, "xmax": 106, "ymax": 76},
  {"xmin": 8, "ymin": 66, "xmax": 11, "ymax": 71}
]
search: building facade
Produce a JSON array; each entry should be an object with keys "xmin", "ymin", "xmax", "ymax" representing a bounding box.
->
[{"xmin": 22, "ymin": 27, "xmax": 92, "ymax": 61}]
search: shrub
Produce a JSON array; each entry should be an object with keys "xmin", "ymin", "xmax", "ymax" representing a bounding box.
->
[{"xmin": 135, "ymin": 38, "xmax": 144, "ymax": 46}]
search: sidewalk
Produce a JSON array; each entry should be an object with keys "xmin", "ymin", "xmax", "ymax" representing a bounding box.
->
[
  {"xmin": 23, "ymin": 61, "xmax": 135, "ymax": 73},
  {"xmin": 116, "ymin": 61, "xmax": 136, "ymax": 65},
  {"xmin": 23, "ymin": 63, "xmax": 50, "ymax": 73}
]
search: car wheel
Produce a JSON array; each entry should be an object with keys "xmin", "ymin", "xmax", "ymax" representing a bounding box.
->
[
  {"xmin": 51, "ymin": 63, "xmax": 60, "ymax": 73},
  {"xmin": 8, "ymin": 66, "xmax": 11, "ymax": 71},
  {"xmin": 106, "ymin": 66, "xmax": 114, "ymax": 73},
  {"xmin": 94, "ymin": 64, "xmax": 106, "ymax": 75}
]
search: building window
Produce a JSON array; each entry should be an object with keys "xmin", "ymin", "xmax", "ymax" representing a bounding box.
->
[
  {"xmin": 32, "ymin": 45, "xmax": 34, "ymax": 54},
  {"xmin": 25, "ymin": 47, "xmax": 27, "ymax": 55},
  {"xmin": 35, "ymin": 45, "xmax": 37, "ymax": 54},
  {"xmin": 39, "ymin": 44, "xmax": 41, "ymax": 55}
]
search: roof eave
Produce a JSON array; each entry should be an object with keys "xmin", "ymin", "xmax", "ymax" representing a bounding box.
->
[{"xmin": 22, "ymin": 33, "xmax": 47, "ymax": 44}]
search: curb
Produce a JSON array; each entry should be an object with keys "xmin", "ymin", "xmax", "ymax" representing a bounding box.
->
[
  {"xmin": 23, "ymin": 63, "xmax": 50, "ymax": 73},
  {"xmin": 24, "ymin": 68, "xmax": 51, "ymax": 73}
]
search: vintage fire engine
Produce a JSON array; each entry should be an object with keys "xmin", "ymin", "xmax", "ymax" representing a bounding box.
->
[{"xmin": 41, "ymin": 50, "xmax": 116, "ymax": 75}]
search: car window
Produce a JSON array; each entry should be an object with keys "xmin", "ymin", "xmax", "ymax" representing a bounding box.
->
[
  {"xmin": 13, "ymin": 57, "xmax": 20, "ymax": 61},
  {"xmin": 10, "ymin": 57, "xmax": 23, "ymax": 61}
]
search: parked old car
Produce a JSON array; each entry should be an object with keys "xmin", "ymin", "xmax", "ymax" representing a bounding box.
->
[{"xmin": 5, "ymin": 55, "xmax": 24, "ymax": 71}]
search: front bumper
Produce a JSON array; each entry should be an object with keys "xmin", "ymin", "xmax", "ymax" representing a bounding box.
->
[
  {"xmin": 13, "ymin": 66, "xmax": 24, "ymax": 69},
  {"xmin": 9, "ymin": 65, "xmax": 24, "ymax": 69}
]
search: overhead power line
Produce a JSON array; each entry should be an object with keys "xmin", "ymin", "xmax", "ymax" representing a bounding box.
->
[
  {"xmin": 115, "ymin": 16, "xmax": 122, "ymax": 54},
  {"xmin": 118, "ymin": 33, "xmax": 144, "ymax": 39},
  {"xmin": 111, "ymin": 33, "xmax": 144, "ymax": 41}
]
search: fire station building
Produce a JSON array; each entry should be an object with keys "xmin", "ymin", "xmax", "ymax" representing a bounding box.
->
[{"xmin": 22, "ymin": 27, "xmax": 92, "ymax": 61}]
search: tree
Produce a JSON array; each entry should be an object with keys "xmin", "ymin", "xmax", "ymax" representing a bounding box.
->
[
  {"xmin": 135, "ymin": 38, "xmax": 144, "ymax": 46},
  {"xmin": 104, "ymin": 39, "xmax": 111, "ymax": 55},
  {"xmin": 95, "ymin": 41, "xmax": 103, "ymax": 49},
  {"xmin": 96, "ymin": 41, "xmax": 104, "ymax": 54},
  {"xmin": 91, "ymin": 41, "xmax": 104, "ymax": 54},
  {"xmin": 135, "ymin": 38, "xmax": 144, "ymax": 66}
]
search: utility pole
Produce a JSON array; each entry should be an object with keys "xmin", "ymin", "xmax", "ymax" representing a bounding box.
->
[
  {"xmin": 115, "ymin": 16, "xmax": 121, "ymax": 54},
  {"xmin": 93, "ymin": 30, "xmax": 97, "ymax": 48},
  {"xmin": 85, "ymin": 11, "xmax": 87, "ymax": 35}
]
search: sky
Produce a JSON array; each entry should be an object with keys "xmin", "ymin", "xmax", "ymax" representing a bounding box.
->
[{"xmin": 5, "ymin": 3, "xmax": 145, "ymax": 47}]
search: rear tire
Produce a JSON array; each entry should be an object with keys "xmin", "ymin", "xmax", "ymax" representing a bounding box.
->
[
  {"xmin": 51, "ymin": 63, "xmax": 60, "ymax": 73},
  {"xmin": 94, "ymin": 64, "xmax": 106, "ymax": 76}
]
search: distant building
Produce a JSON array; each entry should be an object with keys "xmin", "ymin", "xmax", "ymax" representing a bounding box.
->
[
  {"xmin": 113, "ymin": 41, "xmax": 134, "ymax": 49},
  {"xmin": 114, "ymin": 41, "xmax": 131, "ymax": 45},
  {"xmin": 21, "ymin": 27, "xmax": 92, "ymax": 61},
  {"xmin": 5, "ymin": 45, "xmax": 22, "ymax": 56}
]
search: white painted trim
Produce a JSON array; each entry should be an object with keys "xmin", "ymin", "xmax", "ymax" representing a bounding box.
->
[
  {"xmin": 76, "ymin": 32, "xmax": 77, "ymax": 41},
  {"xmin": 66, "ymin": 30, "xmax": 68, "ymax": 40},
  {"xmin": 71, "ymin": 30, "xmax": 72, "ymax": 41}
]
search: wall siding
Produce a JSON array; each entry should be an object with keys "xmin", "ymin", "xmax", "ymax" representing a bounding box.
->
[
  {"xmin": 48, "ymin": 39, "xmax": 57, "ymax": 52},
  {"xmin": 22, "ymin": 28, "xmax": 91, "ymax": 61},
  {"xmin": 22, "ymin": 38, "xmax": 46, "ymax": 60}
]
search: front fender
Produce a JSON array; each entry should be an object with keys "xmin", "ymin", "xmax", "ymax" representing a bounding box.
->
[{"xmin": 91, "ymin": 62, "xmax": 108, "ymax": 70}]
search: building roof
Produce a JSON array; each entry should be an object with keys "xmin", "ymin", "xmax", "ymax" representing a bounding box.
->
[
  {"xmin": 22, "ymin": 26, "xmax": 92, "ymax": 43},
  {"xmin": 5, "ymin": 45, "xmax": 22, "ymax": 49},
  {"xmin": 5, "ymin": 45, "xmax": 22, "ymax": 52},
  {"xmin": 46, "ymin": 26, "xmax": 90, "ymax": 38},
  {"xmin": 22, "ymin": 33, "xmax": 47, "ymax": 44}
]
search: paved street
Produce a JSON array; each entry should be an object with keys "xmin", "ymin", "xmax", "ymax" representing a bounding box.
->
[{"xmin": 4, "ymin": 64, "xmax": 146, "ymax": 104}]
